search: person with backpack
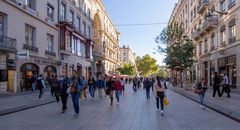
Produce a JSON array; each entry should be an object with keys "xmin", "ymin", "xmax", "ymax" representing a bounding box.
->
[
  {"xmin": 70, "ymin": 70, "xmax": 83, "ymax": 118},
  {"xmin": 88, "ymin": 76, "xmax": 96, "ymax": 98},
  {"xmin": 36, "ymin": 74, "xmax": 46, "ymax": 99},
  {"xmin": 144, "ymin": 77, "xmax": 152, "ymax": 100},
  {"xmin": 197, "ymin": 78, "xmax": 208, "ymax": 110},
  {"xmin": 212, "ymin": 72, "xmax": 222, "ymax": 98},
  {"xmin": 153, "ymin": 76, "xmax": 166, "ymax": 115},
  {"xmin": 58, "ymin": 75, "xmax": 70, "ymax": 113}
]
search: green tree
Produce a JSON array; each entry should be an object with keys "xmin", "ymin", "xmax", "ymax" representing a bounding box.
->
[
  {"xmin": 136, "ymin": 54, "xmax": 158, "ymax": 77},
  {"xmin": 155, "ymin": 22, "xmax": 195, "ymax": 87},
  {"xmin": 117, "ymin": 64, "xmax": 136, "ymax": 76},
  {"xmin": 153, "ymin": 68, "xmax": 168, "ymax": 78}
]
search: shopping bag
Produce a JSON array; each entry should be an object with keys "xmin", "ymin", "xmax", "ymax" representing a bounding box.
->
[{"xmin": 164, "ymin": 97, "xmax": 169, "ymax": 106}]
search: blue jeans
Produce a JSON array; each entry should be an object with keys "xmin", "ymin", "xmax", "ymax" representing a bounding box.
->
[
  {"xmin": 199, "ymin": 92, "xmax": 205, "ymax": 106},
  {"xmin": 146, "ymin": 88, "xmax": 150, "ymax": 99},
  {"xmin": 71, "ymin": 92, "xmax": 80, "ymax": 114},
  {"xmin": 89, "ymin": 85, "xmax": 95, "ymax": 97},
  {"xmin": 115, "ymin": 90, "xmax": 120, "ymax": 102},
  {"xmin": 32, "ymin": 83, "xmax": 35, "ymax": 91}
]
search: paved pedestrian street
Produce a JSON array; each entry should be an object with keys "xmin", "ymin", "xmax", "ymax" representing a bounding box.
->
[{"xmin": 0, "ymin": 85, "xmax": 239, "ymax": 130}]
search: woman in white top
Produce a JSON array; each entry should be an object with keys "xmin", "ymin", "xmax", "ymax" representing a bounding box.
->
[{"xmin": 153, "ymin": 76, "xmax": 166, "ymax": 115}]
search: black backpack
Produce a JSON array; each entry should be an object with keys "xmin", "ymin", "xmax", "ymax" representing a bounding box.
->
[{"xmin": 37, "ymin": 79, "xmax": 43, "ymax": 90}]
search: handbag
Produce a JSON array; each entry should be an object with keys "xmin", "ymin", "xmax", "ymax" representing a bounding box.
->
[
  {"xmin": 194, "ymin": 88, "xmax": 202, "ymax": 94},
  {"xmin": 66, "ymin": 87, "xmax": 71, "ymax": 94},
  {"xmin": 164, "ymin": 97, "xmax": 169, "ymax": 106},
  {"xmin": 105, "ymin": 88, "xmax": 110, "ymax": 95}
]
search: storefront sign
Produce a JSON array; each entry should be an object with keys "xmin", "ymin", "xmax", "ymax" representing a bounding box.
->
[
  {"xmin": 17, "ymin": 50, "xmax": 29, "ymax": 59},
  {"xmin": 34, "ymin": 58, "xmax": 59, "ymax": 66},
  {"xmin": 7, "ymin": 59, "xmax": 15, "ymax": 70}
]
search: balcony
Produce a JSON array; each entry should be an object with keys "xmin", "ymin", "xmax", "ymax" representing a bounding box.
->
[
  {"xmin": 192, "ymin": 28, "xmax": 201, "ymax": 40},
  {"xmin": 201, "ymin": 16, "xmax": 218, "ymax": 32},
  {"xmin": 197, "ymin": 0, "xmax": 209, "ymax": 14},
  {"xmin": 211, "ymin": 46, "xmax": 215, "ymax": 51},
  {"xmin": 0, "ymin": 35, "xmax": 17, "ymax": 52},
  {"xmin": 229, "ymin": 36, "xmax": 236, "ymax": 44},
  {"xmin": 23, "ymin": 44, "xmax": 38, "ymax": 52},
  {"xmin": 220, "ymin": 41, "xmax": 226, "ymax": 47},
  {"xmin": 45, "ymin": 50, "xmax": 56, "ymax": 56}
]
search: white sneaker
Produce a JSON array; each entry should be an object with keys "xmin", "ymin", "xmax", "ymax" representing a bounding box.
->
[
  {"xmin": 156, "ymin": 108, "xmax": 160, "ymax": 111},
  {"xmin": 161, "ymin": 110, "xmax": 164, "ymax": 115},
  {"xmin": 117, "ymin": 102, "xmax": 119, "ymax": 105}
]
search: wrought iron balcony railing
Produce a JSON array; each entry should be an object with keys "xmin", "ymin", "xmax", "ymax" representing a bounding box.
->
[
  {"xmin": 23, "ymin": 44, "xmax": 38, "ymax": 52},
  {"xmin": 0, "ymin": 35, "xmax": 17, "ymax": 52}
]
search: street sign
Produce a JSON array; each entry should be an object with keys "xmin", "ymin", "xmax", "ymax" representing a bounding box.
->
[{"xmin": 17, "ymin": 50, "xmax": 29, "ymax": 59}]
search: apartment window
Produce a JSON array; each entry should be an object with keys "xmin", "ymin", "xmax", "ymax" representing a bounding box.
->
[
  {"xmin": 77, "ymin": 39, "xmax": 81, "ymax": 56},
  {"xmin": 60, "ymin": 29, "xmax": 65, "ymax": 49},
  {"xmin": 60, "ymin": 2, "xmax": 66, "ymax": 20},
  {"xmin": 76, "ymin": 0, "xmax": 80, "ymax": 8},
  {"xmin": 220, "ymin": 25, "xmax": 226, "ymax": 45},
  {"xmin": 87, "ymin": 8, "xmax": 91, "ymax": 18},
  {"xmin": 204, "ymin": 38, "xmax": 208, "ymax": 53},
  {"xmin": 69, "ymin": 10, "xmax": 74, "ymax": 24},
  {"xmin": 211, "ymin": 33, "xmax": 216, "ymax": 49},
  {"xmin": 72, "ymin": 36, "xmax": 76, "ymax": 54},
  {"xmin": 25, "ymin": 24, "xmax": 35, "ymax": 46},
  {"xmin": 90, "ymin": 45, "xmax": 93, "ymax": 59},
  {"xmin": 47, "ymin": 34, "xmax": 54, "ymax": 52},
  {"xmin": 0, "ymin": 15, "xmax": 4, "ymax": 36},
  {"xmin": 76, "ymin": 17, "xmax": 81, "ymax": 32},
  {"xmin": 25, "ymin": 0, "xmax": 36, "ymax": 10},
  {"xmin": 220, "ymin": 0, "xmax": 226, "ymax": 12},
  {"xmin": 228, "ymin": 0, "xmax": 236, "ymax": 9},
  {"xmin": 83, "ymin": 21, "xmax": 86, "ymax": 35},
  {"xmin": 47, "ymin": 4, "xmax": 54, "ymax": 21},
  {"xmin": 199, "ymin": 43, "xmax": 202, "ymax": 56},
  {"xmin": 229, "ymin": 19, "xmax": 236, "ymax": 44},
  {"xmin": 88, "ymin": 26, "xmax": 91, "ymax": 38}
]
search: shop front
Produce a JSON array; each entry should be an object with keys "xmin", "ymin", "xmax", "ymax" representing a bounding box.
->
[
  {"xmin": 44, "ymin": 65, "xmax": 57, "ymax": 77},
  {"xmin": 217, "ymin": 55, "xmax": 237, "ymax": 88},
  {"xmin": 20, "ymin": 63, "xmax": 39, "ymax": 91}
]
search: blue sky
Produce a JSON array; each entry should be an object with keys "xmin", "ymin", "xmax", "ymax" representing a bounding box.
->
[{"xmin": 102, "ymin": 0, "xmax": 178, "ymax": 65}]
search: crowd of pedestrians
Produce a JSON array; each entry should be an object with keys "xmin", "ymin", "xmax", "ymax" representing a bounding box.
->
[{"xmin": 31, "ymin": 71, "xmax": 172, "ymax": 118}]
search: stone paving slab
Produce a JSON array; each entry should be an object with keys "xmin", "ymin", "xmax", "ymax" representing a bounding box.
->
[
  {"xmin": 170, "ymin": 84, "xmax": 240, "ymax": 123},
  {"xmin": 0, "ymin": 89, "xmax": 55, "ymax": 116}
]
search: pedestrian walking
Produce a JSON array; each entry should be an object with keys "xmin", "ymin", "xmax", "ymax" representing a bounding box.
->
[
  {"xmin": 30, "ymin": 75, "xmax": 36, "ymax": 91},
  {"xmin": 36, "ymin": 74, "xmax": 46, "ymax": 99},
  {"xmin": 221, "ymin": 73, "xmax": 231, "ymax": 98},
  {"xmin": 133, "ymin": 77, "xmax": 137, "ymax": 92},
  {"xmin": 81, "ymin": 76, "xmax": 88, "ymax": 100},
  {"xmin": 153, "ymin": 76, "xmax": 166, "ymax": 115},
  {"xmin": 114, "ymin": 77, "xmax": 122, "ymax": 105},
  {"xmin": 144, "ymin": 77, "xmax": 151, "ymax": 100},
  {"xmin": 88, "ymin": 76, "xmax": 96, "ymax": 98},
  {"xmin": 52, "ymin": 75, "xmax": 59, "ymax": 102},
  {"xmin": 58, "ymin": 75, "xmax": 70, "ymax": 113},
  {"xmin": 70, "ymin": 70, "xmax": 83, "ymax": 118},
  {"xmin": 120, "ymin": 78, "xmax": 125, "ymax": 95},
  {"xmin": 212, "ymin": 72, "xmax": 222, "ymax": 98},
  {"xmin": 197, "ymin": 78, "xmax": 208, "ymax": 110},
  {"xmin": 96, "ymin": 75, "xmax": 104, "ymax": 101},
  {"xmin": 106, "ymin": 76, "xmax": 115, "ymax": 105}
]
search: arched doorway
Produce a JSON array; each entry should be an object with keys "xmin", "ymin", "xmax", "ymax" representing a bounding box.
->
[
  {"xmin": 20, "ymin": 63, "xmax": 39, "ymax": 91},
  {"xmin": 43, "ymin": 65, "xmax": 57, "ymax": 77}
]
